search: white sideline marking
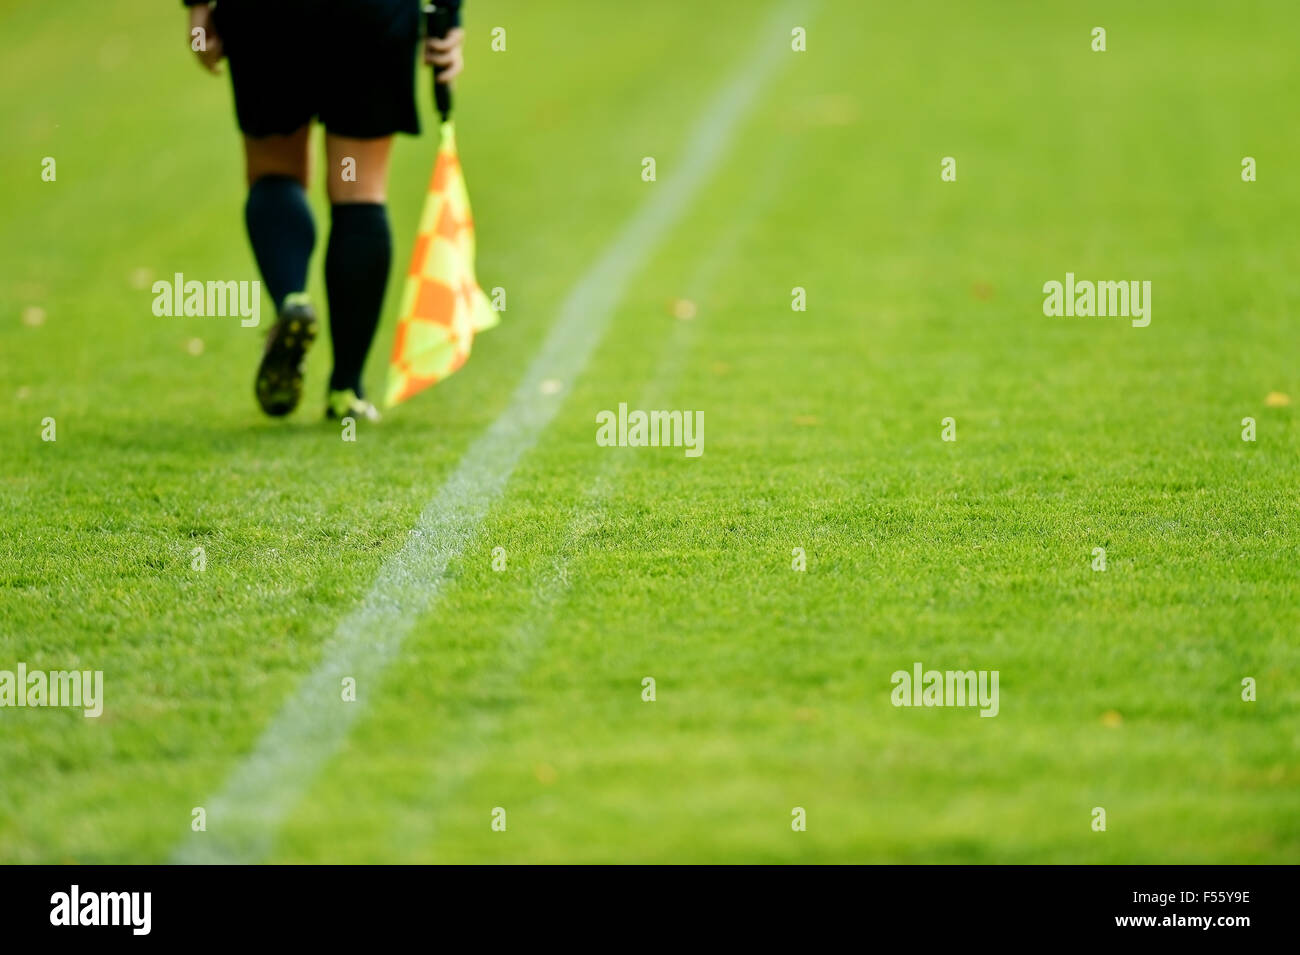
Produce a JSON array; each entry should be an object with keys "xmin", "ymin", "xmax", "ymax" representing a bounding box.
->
[
  {"xmin": 175, "ymin": 1, "xmax": 807, "ymax": 864},
  {"xmin": 390, "ymin": 144, "xmax": 799, "ymax": 855}
]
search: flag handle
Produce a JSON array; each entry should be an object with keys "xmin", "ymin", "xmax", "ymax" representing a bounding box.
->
[{"xmin": 424, "ymin": 1, "xmax": 462, "ymax": 122}]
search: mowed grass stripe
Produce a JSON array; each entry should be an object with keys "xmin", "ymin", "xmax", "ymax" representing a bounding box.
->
[
  {"xmin": 377, "ymin": 148, "xmax": 796, "ymax": 861},
  {"xmin": 173, "ymin": 0, "xmax": 809, "ymax": 864},
  {"xmin": 263, "ymin": 133, "xmax": 804, "ymax": 862}
]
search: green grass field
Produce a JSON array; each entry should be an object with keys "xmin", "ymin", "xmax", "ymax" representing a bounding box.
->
[{"xmin": 2, "ymin": 0, "xmax": 1298, "ymax": 863}]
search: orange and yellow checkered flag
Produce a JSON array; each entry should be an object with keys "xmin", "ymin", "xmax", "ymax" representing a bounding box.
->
[{"xmin": 385, "ymin": 120, "xmax": 497, "ymax": 407}]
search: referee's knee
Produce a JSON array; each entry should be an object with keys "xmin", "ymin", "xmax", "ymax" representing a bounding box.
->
[
  {"xmin": 325, "ymin": 134, "xmax": 393, "ymax": 204},
  {"xmin": 243, "ymin": 130, "xmax": 311, "ymax": 190}
]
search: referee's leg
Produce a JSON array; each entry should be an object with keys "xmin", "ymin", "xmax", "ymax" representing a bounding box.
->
[
  {"xmin": 321, "ymin": 134, "xmax": 395, "ymax": 399},
  {"xmin": 242, "ymin": 126, "xmax": 315, "ymax": 312}
]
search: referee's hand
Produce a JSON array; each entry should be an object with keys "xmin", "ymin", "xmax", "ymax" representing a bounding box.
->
[
  {"xmin": 188, "ymin": 3, "xmax": 225, "ymax": 74},
  {"xmin": 424, "ymin": 27, "xmax": 465, "ymax": 83}
]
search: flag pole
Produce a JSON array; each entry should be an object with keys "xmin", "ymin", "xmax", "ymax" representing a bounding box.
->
[
  {"xmin": 386, "ymin": 0, "xmax": 496, "ymax": 408},
  {"xmin": 424, "ymin": 1, "xmax": 463, "ymax": 122}
]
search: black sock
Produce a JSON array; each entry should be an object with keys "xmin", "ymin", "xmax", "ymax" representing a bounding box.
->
[
  {"xmin": 325, "ymin": 202, "xmax": 392, "ymax": 396},
  {"xmin": 244, "ymin": 174, "xmax": 315, "ymax": 312}
]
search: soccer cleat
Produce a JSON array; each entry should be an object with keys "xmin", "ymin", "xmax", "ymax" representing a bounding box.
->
[
  {"xmin": 255, "ymin": 293, "xmax": 317, "ymax": 417},
  {"xmin": 326, "ymin": 388, "xmax": 382, "ymax": 423}
]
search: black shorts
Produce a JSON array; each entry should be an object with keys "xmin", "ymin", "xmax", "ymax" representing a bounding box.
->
[{"xmin": 214, "ymin": 0, "xmax": 421, "ymax": 139}]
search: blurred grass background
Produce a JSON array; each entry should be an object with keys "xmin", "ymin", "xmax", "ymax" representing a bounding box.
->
[{"xmin": 0, "ymin": 0, "xmax": 1297, "ymax": 862}]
